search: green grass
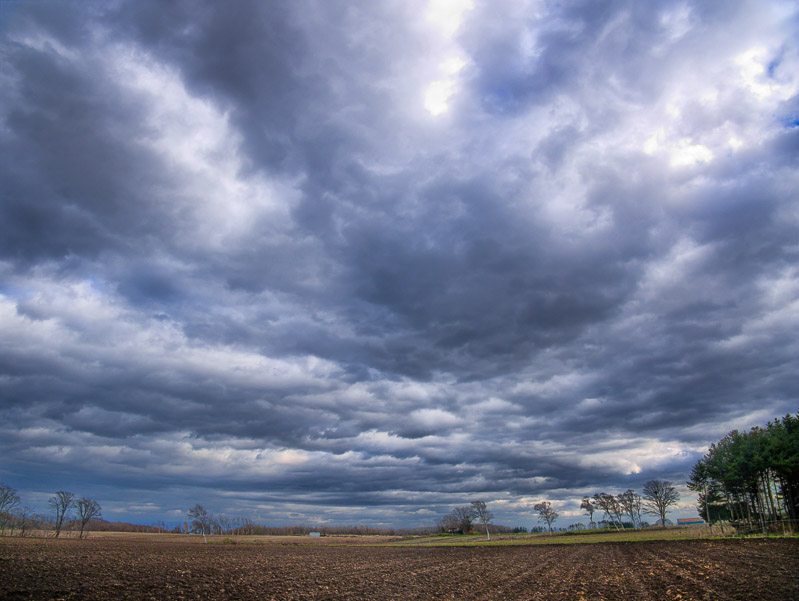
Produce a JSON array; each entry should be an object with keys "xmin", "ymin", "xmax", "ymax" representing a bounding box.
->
[
  {"xmin": 387, "ymin": 525, "xmax": 797, "ymax": 547},
  {"xmin": 75, "ymin": 526, "xmax": 797, "ymax": 548}
]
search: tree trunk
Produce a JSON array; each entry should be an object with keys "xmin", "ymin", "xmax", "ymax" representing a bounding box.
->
[{"xmin": 764, "ymin": 471, "xmax": 780, "ymax": 527}]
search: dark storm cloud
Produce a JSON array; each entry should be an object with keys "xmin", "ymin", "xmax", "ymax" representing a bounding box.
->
[{"xmin": 1, "ymin": 0, "xmax": 797, "ymax": 526}]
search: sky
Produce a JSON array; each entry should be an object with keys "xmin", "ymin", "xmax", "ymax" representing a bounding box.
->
[{"xmin": 1, "ymin": 0, "xmax": 798, "ymax": 530}]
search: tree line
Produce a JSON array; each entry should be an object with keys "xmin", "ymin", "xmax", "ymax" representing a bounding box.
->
[
  {"xmin": 436, "ymin": 480, "xmax": 680, "ymax": 538},
  {"xmin": 181, "ymin": 504, "xmax": 438, "ymax": 537},
  {"xmin": 687, "ymin": 413, "xmax": 799, "ymax": 533},
  {"xmin": 0, "ymin": 485, "xmax": 102, "ymax": 538},
  {"xmin": 0, "ymin": 480, "xmax": 681, "ymax": 539}
]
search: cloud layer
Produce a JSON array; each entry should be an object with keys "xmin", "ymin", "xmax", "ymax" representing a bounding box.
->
[{"xmin": 1, "ymin": 0, "xmax": 798, "ymax": 527}]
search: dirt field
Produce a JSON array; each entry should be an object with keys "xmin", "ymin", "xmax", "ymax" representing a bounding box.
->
[{"xmin": 2, "ymin": 537, "xmax": 797, "ymax": 600}]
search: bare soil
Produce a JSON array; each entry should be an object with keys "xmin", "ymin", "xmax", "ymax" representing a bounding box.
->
[{"xmin": 1, "ymin": 537, "xmax": 797, "ymax": 600}]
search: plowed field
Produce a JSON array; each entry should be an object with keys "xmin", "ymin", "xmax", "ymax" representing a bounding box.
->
[{"xmin": 2, "ymin": 537, "xmax": 797, "ymax": 600}]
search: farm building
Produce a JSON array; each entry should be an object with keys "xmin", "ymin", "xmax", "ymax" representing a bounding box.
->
[{"xmin": 677, "ymin": 518, "xmax": 705, "ymax": 525}]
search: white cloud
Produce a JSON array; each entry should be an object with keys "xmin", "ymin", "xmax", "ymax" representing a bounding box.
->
[{"xmin": 424, "ymin": 0, "xmax": 474, "ymax": 38}]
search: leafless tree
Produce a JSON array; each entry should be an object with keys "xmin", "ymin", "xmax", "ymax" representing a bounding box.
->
[
  {"xmin": 0, "ymin": 482, "xmax": 21, "ymax": 535},
  {"xmin": 217, "ymin": 515, "xmax": 232, "ymax": 535},
  {"xmin": 76, "ymin": 497, "xmax": 102, "ymax": 539},
  {"xmin": 452, "ymin": 506, "xmax": 475, "ymax": 534},
  {"xmin": 11, "ymin": 507, "xmax": 34, "ymax": 537},
  {"xmin": 49, "ymin": 491, "xmax": 75, "ymax": 538},
  {"xmin": 470, "ymin": 500, "xmax": 494, "ymax": 540},
  {"xmin": 437, "ymin": 512, "xmax": 460, "ymax": 533},
  {"xmin": 580, "ymin": 496, "xmax": 596, "ymax": 528},
  {"xmin": 642, "ymin": 480, "xmax": 680, "ymax": 528},
  {"xmin": 618, "ymin": 489, "xmax": 643, "ymax": 529},
  {"xmin": 593, "ymin": 492, "xmax": 623, "ymax": 531},
  {"xmin": 188, "ymin": 504, "xmax": 213, "ymax": 541},
  {"xmin": 234, "ymin": 516, "xmax": 254, "ymax": 535},
  {"xmin": 632, "ymin": 492, "xmax": 644, "ymax": 527},
  {"xmin": 533, "ymin": 501, "xmax": 559, "ymax": 534}
]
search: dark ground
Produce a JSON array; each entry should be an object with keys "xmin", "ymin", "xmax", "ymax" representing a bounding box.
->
[{"xmin": 1, "ymin": 537, "xmax": 798, "ymax": 600}]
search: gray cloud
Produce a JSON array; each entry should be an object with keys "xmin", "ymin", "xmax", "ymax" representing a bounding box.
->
[{"xmin": 1, "ymin": 0, "xmax": 797, "ymax": 528}]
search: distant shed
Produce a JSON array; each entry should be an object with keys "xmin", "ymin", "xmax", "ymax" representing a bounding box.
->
[
  {"xmin": 309, "ymin": 531, "xmax": 321, "ymax": 537},
  {"xmin": 677, "ymin": 518, "xmax": 705, "ymax": 525}
]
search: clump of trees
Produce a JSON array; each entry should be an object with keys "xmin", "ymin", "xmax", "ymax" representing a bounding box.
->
[
  {"xmin": 437, "ymin": 501, "xmax": 509, "ymax": 538},
  {"xmin": 580, "ymin": 481, "xmax": 679, "ymax": 530},
  {"xmin": 0, "ymin": 484, "xmax": 102, "ymax": 538},
  {"xmin": 48, "ymin": 490, "xmax": 103, "ymax": 538},
  {"xmin": 437, "ymin": 504, "xmax": 478, "ymax": 536},
  {"xmin": 687, "ymin": 413, "xmax": 799, "ymax": 533},
  {"xmin": 0, "ymin": 483, "xmax": 21, "ymax": 535}
]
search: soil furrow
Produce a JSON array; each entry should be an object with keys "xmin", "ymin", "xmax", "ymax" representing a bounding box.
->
[{"xmin": 1, "ymin": 537, "xmax": 798, "ymax": 600}]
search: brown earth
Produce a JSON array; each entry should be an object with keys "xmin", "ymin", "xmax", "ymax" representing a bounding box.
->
[{"xmin": 1, "ymin": 537, "xmax": 797, "ymax": 600}]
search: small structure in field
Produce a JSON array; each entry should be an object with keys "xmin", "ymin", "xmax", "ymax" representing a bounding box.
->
[
  {"xmin": 677, "ymin": 518, "xmax": 705, "ymax": 525},
  {"xmin": 309, "ymin": 531, "xmax": 321, "ymax": 537}
]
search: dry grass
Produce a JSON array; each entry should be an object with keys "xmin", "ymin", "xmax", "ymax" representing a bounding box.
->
[{"xmin": 31, "ymin": 530, "xmax": 403, "ymax": 546}]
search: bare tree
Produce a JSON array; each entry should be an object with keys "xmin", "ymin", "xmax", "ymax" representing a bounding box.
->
[
  {"xmin": 471, "ymin": 500, "xmax": 494, "ymax": 540},
  {"xmin": 187, "ymin": 504, "xmax": 213, "ymax": 541},
  {"xmin": 12, "ymin": 507, "xmax": 34, "ymax": 537},
  {"xmin": 632, "ymin": 492, "xmax": 644, "ymax": 527},
  {"xmin": 437, "ymin": 512, "xmax": 460, "ymax": 533},
  {"xmin": 593, "ymin": 492, "xmax": 623, "ymax": 531},
  {"xmin": 452, "ymin": 506, "xmax": 475, "ymax": 534},
  {"xmin": 533, "ymin": 501, "xmax": 559, "ymax": 534},
  {"xmin": 0, "ymin": 482, "xmax": 21, "ymax": 535},
  {"xmin": 618, "ymin": 489, "xmax": 643, "ymax": 529},
  {"xmin": 49, "ymin": 491, "xmax": 75, "ymax": 538},
  {"xmin": 216, "ymin": 515, "xmax": 232, "ymax": 535},
  {"xmin": 642, "ymin": 480, "xmax": 680, "ymax": 528},
  {"xmin": 76, "ymin": 497, "xmax": 102, "ymax": 539},
  {"xmin": 580, "ymin": 496, "xmax": 596, "ymax": 528}
]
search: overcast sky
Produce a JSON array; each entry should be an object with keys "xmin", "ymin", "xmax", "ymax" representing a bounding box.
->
[{"xmin": 1, "ymin": 0, "xmax": 797, "ymax": 529}]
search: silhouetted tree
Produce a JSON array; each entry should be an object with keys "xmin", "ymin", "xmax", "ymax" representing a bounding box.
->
[
  {"xmin": 642, "ymin": 480, "xmax": 679, "ymax": 528},
  {"xmin": 76, "ymin": 497, "xmax": 102, "ymax": 539},
  {"xmin": 618, "ymin": 489, "xmax": 643, "ymax": 529},
  {"xmin": 49, "ymin": 491, "xmax": 75, "ymax": 538},
  {"xmin": 580, "ymin": 496, "xmax": 596, "ymax": 528},
  {"xmin": 11, "ymin": 506, "xmax": 34, "ymax": 537},
  {"xmin": 187, "ymin": 504, "xmax": 213, "ymax": 540},
  {"xmin": 593, "ymin": 492, "xmax": 623, "ymax": 531},
  {"xmin": 437, "ymin": 512, "xmax": 460, "ymax": 533},
  {"xmin": 0, "ymin": 483, "xmax": 21, "ymax": 535},
  {"xmin": 471, "ymin": 500, "xmax": 494, "ymax": 540},
  {"xmin": 534, "ymin": 501, "xmax": 558, "ymax": 534},
  {"xmin": 453, "ymin": 506, "xmax": 475, "ymax": 534}
]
